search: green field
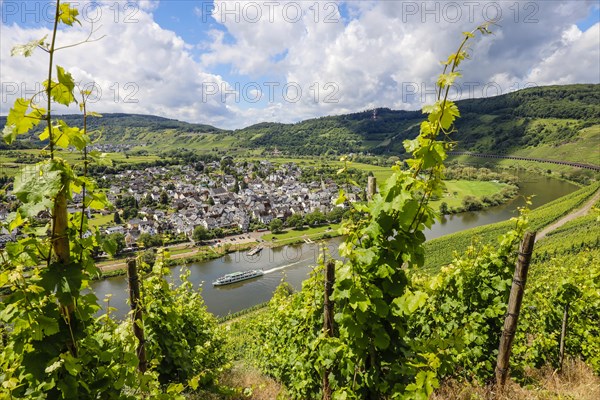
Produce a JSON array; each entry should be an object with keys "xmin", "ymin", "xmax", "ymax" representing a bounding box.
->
[
  {"xmin": 261, "ymin": 224, "xmax": 340, "ymax": 244},
  {"xmin": 431, "ymin": 180, "xmax": 508, "ymax": 209},
  {"xmin": 0, "ymin": 149, "xmax": 159, "ymax": 166},
  {"xmin": 88, "ymin": 213, "xmax": 114, "ymax": 228}
]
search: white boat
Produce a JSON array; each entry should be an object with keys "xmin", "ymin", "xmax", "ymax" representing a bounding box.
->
[{"xmin": 212, "ymin": 269, "xmax": 264, "ymax": 286}]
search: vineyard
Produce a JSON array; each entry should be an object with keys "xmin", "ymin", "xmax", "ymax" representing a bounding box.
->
[
  {"xmin": 534, "ymin": 202, "xmax": 600, "ymax": 259},
  {"xmin": 423, "ymin": 182, "xmax": 600, "ymax": 271},
  {"xmin": 1, "ymin": 4, "xmax": 599, "ymax": 399},
  {"xmin": 221, "ymin": 213, "xmax": 600, "ymax": 399}
]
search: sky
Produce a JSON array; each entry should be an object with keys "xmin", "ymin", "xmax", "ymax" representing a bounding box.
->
[{"xmin": 1, "ymin": 0, "xmax": 599, "ymax": 129}]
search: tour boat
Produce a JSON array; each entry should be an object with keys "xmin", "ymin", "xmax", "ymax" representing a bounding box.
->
[{"xmin": 212, "ymin": 269, "xmax": 264, "ymax": 286}]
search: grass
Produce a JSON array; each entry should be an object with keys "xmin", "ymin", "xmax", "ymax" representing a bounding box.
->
[
  {"xmin": 199, "ymin": 357, "xmax": 599, "ymax": 400},
  {"xmin": 449, "ymin": 124, "xmax": 600, "ymax": 174},
  {"xmin": 513, "ymin": 124, "xmax": 600, "ymax": 165},
  {"xmin": 431, "ymin": 358, "xmax": 600, "ymax": 400},
  {"xmin": 431, "ymin": 180, "xmax": 508, "ymax": 209},
  {"xmin": 261, "ymin": 224, "xmax": 340, "ymax": 243},
  {"xmin": 88, "ymin": 213, "xmax": 113, "ymax": 228}
]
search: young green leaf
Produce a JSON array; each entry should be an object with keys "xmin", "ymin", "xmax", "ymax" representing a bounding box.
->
[
  {"xmin": 58, "ymin": 2, "xmax": 80, "ymax": 26},
  {"xmin": 11, "ymin": 35, "xmax": 48, "ymax": 57},
  {"xmin": 2, "ymin": 99, "xmax": 45, "ymax": 144}
]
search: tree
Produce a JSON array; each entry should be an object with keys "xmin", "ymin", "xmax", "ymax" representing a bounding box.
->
[
  {"xmin": 305, "ymin": 210, "xmax": 326, "ymax": 227},
  {"xmin": 193, "ymin": 225, "xmax": 211, "ymax": 242},
  {"xmin": 439, "ymin": 202, "xmax": 449, "ymax": 215},
  {"xmin": 159, "ymin": 190, "xmax": 169, "ymax": 205},
  {"xmin": 269, "ymin": 218, "xmax": 284, "ymax": 233},
  {"xmin": 140, "ymin": 194, "xmax": 156, "ymax": 207},
  {"xmin": 113, "ymin": 211, "xmax": 122, "ymax": 224},
  {"xmin": 138, "ymin": 233, "xmax": 163, "ymax": 248},
  {"xmin": 326, "ymin": 207, "xmax": 345, "ymax": 223},
  {"xmin": 212, "ymin": 227, "xmax": 225, "ymax": 238},
  {"xmin": 116, "ymin": 195, "xmax": 138, "ymax": 219},
  {"xmin": 139, "ymin": 248, "xmax": 156, "ymax": 266},
  {"xmin": 286, "ymin": 213, "xmax": 304, "ymax": 229},
  {"xmin": 462, "ymin": 195, "xmax": 483, "ymax": 212},
  {"xmin": 106, "ymin": 233, "xmax": 126, "ymax": 254}
]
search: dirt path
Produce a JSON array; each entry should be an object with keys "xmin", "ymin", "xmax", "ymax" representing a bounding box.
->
[{"xmin": 536, "ymin": 189, "xmax": 600, "ymax": 241}]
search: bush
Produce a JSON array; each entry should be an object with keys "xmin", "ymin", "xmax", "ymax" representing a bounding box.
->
[
  {"xmin": 462, "ymin": 195, "xmax": 483, "ymax": 211},
  {"xmin": 141, "ymin": 253, "xmax": 227, "ymax": 385}
]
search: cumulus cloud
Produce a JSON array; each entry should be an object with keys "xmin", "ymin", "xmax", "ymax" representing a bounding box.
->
[
  {"xmin": 1, "ymin": 0, "xmax": 598, "ymax": 129},
  {"xmin": 199, "ymin": 0, "xmax": 600, "ymax": 126},
  {"xmin": 525, "ymin": 23, "xmax": 600, "ymax": 85},
  {"xmin": 1, "ymin": 0, "xmax": 233, "ymax": 127}
]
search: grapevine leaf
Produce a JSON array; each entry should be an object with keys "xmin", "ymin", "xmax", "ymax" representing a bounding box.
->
[
  {"xmin": 11, "ymin": 35, "xmax": 48, "ymax": 57},
  {"xmin": 37, "ymin": 315, "xmax": 60, "ymax": 337},
  {"xmin": 58, "ymin": 3, "xmax": 80, "ymax": 26},
  {"xmin": 8, "ymin": 210, "xmax": 25, "ymax": 231},
  {"xmin": 373, "ymin": 329, "xmax": 390, "ymax": 349},
  {"xmin": 440, "ymin": 101, "xmax": 460, "ymax": 130},
  {"xmin": 13, "ymin": 161, "xmax": 64, "ymax": 217},
  {"xmin": 101, "ymin": 236, "xmax": 117, "ymax": 257},
  {"xmin": 56, "ymin": 66, "xmax": 75, "ymax": 96},
  {"xmin": 44, "ymin": 67, "xmax": 76, "ymax": 106},
  {"xmin": 61, "ymin": 353, "xmax": 82, "ymax": 376},
  {"xmin": 39, "ymin": 127, "xmax": 50, "ymax": 141},
  {"xmin": 55, "ymin": 120, "xmax": 88, "ymax": 150},
  {"xmin": 437, "ymin": 71, "xmax": 461, "ymax": 88},
  {"xmin": 2, "ymin": 99, "xmax": 45, "ymax": 144},
  {"xmin": 86, "ymin": 191, "xmax": 110, "ymax": 210}
]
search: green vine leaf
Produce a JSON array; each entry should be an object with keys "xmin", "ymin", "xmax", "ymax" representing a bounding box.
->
[
  {"xmin": 58, "ymin": 3, "xmax": 80, "ymax": 26},
  {"xmin": 13, "ymin": 161, "xmax": 64, "ymax": 217},
  {"xmin": 437, "ymin": 71, "xmax": 461, "ymax": 88},
  {"xmin": 11, "ymin": 35, "xmax": 48, "ymax": 57},
  {"xmin": 2, "ymin": 98, "xmax": 45, "ymax": 144},
  {"xmin": 44, "ymin": 66, "xmax": 76, "ymax": 106}
]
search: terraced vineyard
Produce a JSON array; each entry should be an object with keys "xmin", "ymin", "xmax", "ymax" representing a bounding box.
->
[{"xmin": 423, "ymin": 182, "xmax": 600, "ymax": 271}]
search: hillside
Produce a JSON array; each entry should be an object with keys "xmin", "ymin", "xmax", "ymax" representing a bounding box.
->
[
  {"xmin": 0, "ymin": 113, "xmax": 225, "ymax": 150},
  {"xmin": 234, "ymin": 84, "xmax": 600, "ymax": 159},
  {"xmin": 2, "ymin": 84, "xmax": 599, "ymax": 164}
]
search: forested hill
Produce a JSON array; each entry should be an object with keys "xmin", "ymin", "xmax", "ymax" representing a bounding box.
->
[
  {"xmin": 2, "ymin": 84, "xmax": 599, "ymax": 162},
  {"xmin": 0, "ymin": 113, "xmax": 224, "ymax": 150},
  {"xmin": 234, "ymin": 84, "xmax": 600, "ymax": 158}
]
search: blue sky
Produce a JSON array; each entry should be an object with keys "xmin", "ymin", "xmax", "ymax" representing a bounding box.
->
[{"xmin": 1, "ymin": 1, "xmax": 599, "ymax": 128}]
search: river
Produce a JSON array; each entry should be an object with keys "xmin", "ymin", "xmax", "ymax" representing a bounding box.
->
[{"xmin": 91, "ymin": 173, "xmax": 578, "ymax": 319}]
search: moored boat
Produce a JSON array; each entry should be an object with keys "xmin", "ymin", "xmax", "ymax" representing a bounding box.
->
[
  {"xmin": 247, "ymin": 246, "xmax": 263, "ymax": 256},
  {"xmin": 212, "ymin": 269, "xmax": 264, "ymax": 286}
]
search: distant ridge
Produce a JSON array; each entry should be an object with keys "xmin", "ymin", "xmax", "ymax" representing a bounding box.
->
[{"xmin": 2, "ymin": 84, "xmax": 599, "ymax": 164}]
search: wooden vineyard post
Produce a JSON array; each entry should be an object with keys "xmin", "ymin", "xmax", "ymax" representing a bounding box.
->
[
  {"xmin": 367, "ymin": 176, "xmax": 377, "ymax": 201},
  {"xmin": 127, "ymin": 258, "xmax": 147, "ymax": 373},
  {"xmin": 495, "ymin": 231, "xmax": 536, "ymax": 388},
  {"xmin": 323, "ymin": 260, "xmax": 335, "ymax": 400},
  {"xmin": 559, "ymin": 303, "xmax": 569, "ymax": 371}
]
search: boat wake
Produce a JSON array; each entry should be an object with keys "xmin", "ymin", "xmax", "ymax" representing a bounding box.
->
[{"xmin": 263, "ymin": 259, "xmax": 308, "ymax": 275}]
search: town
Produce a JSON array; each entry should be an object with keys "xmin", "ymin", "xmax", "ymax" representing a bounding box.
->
[{"xmin": 0, "ymin": 159, "xmax": 362, "ymax": 250}]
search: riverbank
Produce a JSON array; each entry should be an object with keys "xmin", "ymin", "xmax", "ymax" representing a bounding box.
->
[
  {"xmin": 423, "ymin": 182, "xmax": 600, "ymax": 271},
  {"xmin": 94, "ymin": 176, "xmax": 577, "ymax": 279},
  {"xmin": 96, "ymin": 224, "xmax": 342, "ymax": 278}
]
